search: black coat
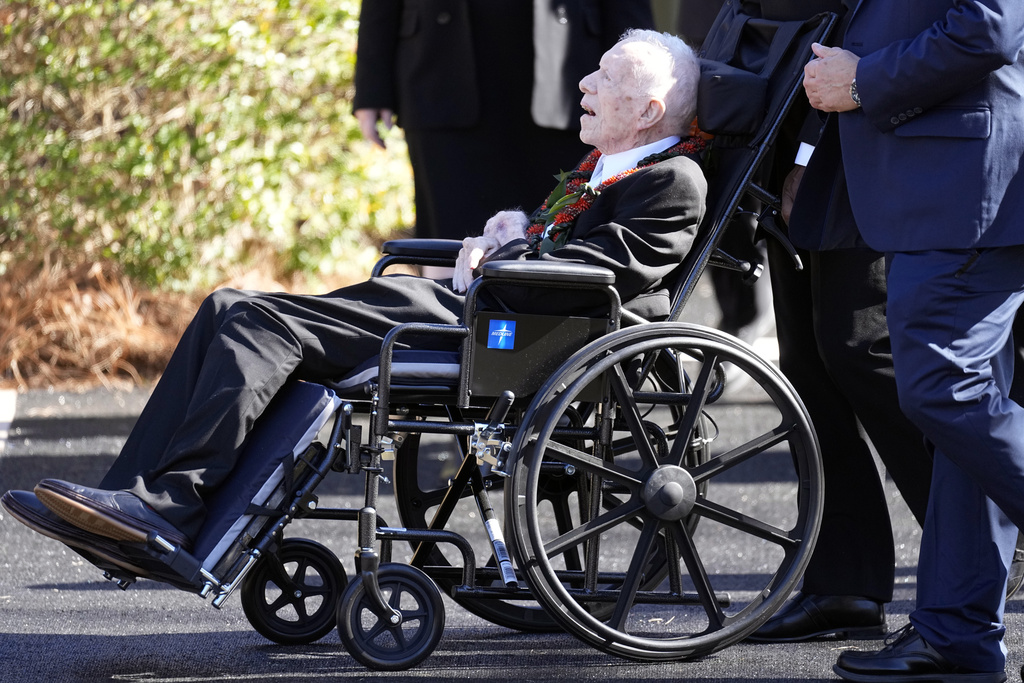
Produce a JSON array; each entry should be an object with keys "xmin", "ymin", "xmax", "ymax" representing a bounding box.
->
[
  {"xmin": 354, "ymin": 0, "xmax": 655, "ymax": 130},
  {"xmin": 353, "ymin": 0, "xmax": 656, "ymax": 239}
]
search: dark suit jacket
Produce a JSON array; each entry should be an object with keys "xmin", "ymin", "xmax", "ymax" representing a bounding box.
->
[
  {"xmin": 485, "ymin": 153, "xmax": 708, "ymax": 319},
  {"xmin": 804, "ymin": 0, "xmax": 1024, "ymax": 252},
  {"xmin": 354, "ymin": 0, "xmax": 654, "ymax": 130}
]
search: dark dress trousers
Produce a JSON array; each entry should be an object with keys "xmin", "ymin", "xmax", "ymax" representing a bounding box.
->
[
  {"xmin": 354, "ymin": 0, "xmax": 654, "ymax": 240},
  {"xmin": 98, "ymin": 153, "xmax": 707, "ymax": 541},
  {"xmin": 792, "ymin": 0, "xmax": 1024, "ymax": 671}
]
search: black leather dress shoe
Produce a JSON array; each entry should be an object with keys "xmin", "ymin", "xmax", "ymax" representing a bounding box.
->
[
  {"xmin": 834, "ymin": 625, "xmax": 1006, "ymax": 682},
  {"xmin": 2, "ymin": 489, "xmax": 149, "ymax": 576},
  {"xmin": 35, "ymin": 479, "xmax": 192, "ymax": 551},
  {"xmin": 747, "ymin": 592, "xmax": 887, "ymax": 642}
]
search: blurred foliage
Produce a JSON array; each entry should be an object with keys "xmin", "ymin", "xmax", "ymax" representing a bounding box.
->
[{"xmin": 0, "ymin": 0, "xmax": 414, "ymax": 291}]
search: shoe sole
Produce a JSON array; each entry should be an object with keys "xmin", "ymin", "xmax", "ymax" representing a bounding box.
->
[
  {"xmin": 35, "ymin": 484, "xmax": 153, "ymax": 546},
  {"xmin": 2, "ymin": 494, "xmax": 150, "ymax": 577},
  {"xmin": 833, "ymin": 663, "xmax": 1006, "ymax": 683},
  {"xmin": 747, "ymin": 624, "xmax": 888, "ymax": 643}
]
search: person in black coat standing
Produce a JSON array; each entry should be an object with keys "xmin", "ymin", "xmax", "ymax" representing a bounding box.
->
[{"xmin": 354, "ymin": 0, "xmax": 654, "ymax": 241}]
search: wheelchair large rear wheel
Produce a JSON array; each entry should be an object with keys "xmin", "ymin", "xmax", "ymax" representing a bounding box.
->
[
  {"xmin": 505, "ymin": 322, "xmax": 822, "ymax": 661},
  {"xmin": 392, "ymin": 390, "xmax": 711, "ymax": 632}
]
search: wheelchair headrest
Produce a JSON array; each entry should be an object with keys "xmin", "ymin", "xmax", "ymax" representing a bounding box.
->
[{"xmin": 697, "ymin": 59, "xmax": 768, "ymax": 137}]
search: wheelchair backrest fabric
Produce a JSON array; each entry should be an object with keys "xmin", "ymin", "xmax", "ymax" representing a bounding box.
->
[{"xmin": 665, "ymin": 2, "xmax": 837, "ymax": 321}]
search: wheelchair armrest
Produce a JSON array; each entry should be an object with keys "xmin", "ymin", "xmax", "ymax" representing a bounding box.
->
[
  {"xmin": 380, "ymin": 239, "xmax": 463, "ymax": 257},
  {"xmin": 373, "ymin": 239, "xmax": 463, "ymax": 277},
  {"xmin": 479, "ymin": 260, "xmax": 616, "ymax": 286}
]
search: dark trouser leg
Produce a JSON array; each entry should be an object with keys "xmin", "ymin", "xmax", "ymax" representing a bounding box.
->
[
  {"xmin": 887, "ymin": 247, "xmax": 1024, "ymax": 672},
  {"xmin": 103, "ymin": 277, "xmax": 463, "ymax": 539},
  {"xmin": 768, "ymin": 242, "xmax": 929, "ymax": 602},
  {"xmin": 810, "ymin": 249, "xmax": 932, "ymax": 527},
  {"xmin": 99, "ymin": 288, "xmax": 256, "ymax": 491}
]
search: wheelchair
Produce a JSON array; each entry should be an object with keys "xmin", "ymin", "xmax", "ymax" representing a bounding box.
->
[{"xmin": 82, "ymin": 5, "xmax": 841, "ymax": 672}]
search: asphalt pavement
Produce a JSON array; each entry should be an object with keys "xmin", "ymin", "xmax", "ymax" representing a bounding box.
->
[{"xmin": 1, "ymin": 281, "xmax": 1023, "ymax": 683}]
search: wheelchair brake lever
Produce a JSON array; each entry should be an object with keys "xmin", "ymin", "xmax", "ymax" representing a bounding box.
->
[
  {"xmin": 474, "ymin": 391, "xmax": 515, "ymax": 475},
  {"xmin": 484, "ymin": 391, "xmax": 515, "ymax": 433}
]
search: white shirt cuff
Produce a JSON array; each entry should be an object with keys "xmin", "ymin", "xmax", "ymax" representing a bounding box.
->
[{"xmin": 794, "ymin": 142, "xmax": 815, "ymax": 167}]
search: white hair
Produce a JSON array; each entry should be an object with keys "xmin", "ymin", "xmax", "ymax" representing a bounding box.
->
[{"xmin": 617, "ymin": 29, "xmax": 700, "ymax": 134}]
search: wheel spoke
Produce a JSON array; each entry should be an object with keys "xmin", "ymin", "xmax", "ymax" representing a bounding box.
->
[
  {"xmin": 666, "ymin": 349, "xmax": 719, "ymax": 467},
  {"xmin": 666, "ymin": 521, "xmax": 726, "ymax": 630},
  {"xmin": 542, "ymin": 498, "xmax": 646, "ymax": 558},
  {"xmin": 363, "ymin": 618, "xmax": 390, "ymax": 642},
  {"xmin": 608, "ymin": 517, "xmax": 661, "ymax": 630},
  {"xmin": 538, "ymin": 438, "xmax": 643, "ymax": 489},
  {"xmin": 391, "ymin": 623, "xmax": 408, "ymax": 649},
  {"xmin": 402, "ymin": 605, "xmax": 429, "ymax": 620},
  {"xmin": 689, "ymin": 423, "xmax": 794, "ymax": 485},
  {"xmin": 267, "ymin": 592, "xmax": 292, "ymax": 614},
  {"xmin": 293, "ymin": 596, "xmax": 310, "ymax": 620},
  {"xmin": 385, "ymin": 582, "xmax": 402, "ymax": 610},
  {"xmin": 298, "ymin": 584, "xmax": 330, "ymax": 598},
  {"xmin": 691, "ymin": 497, "xmax": 800, "ymax": 547},
  {"xmin": 552, "ymin": 491, "xmax": 585, "ymax": 572},
  {"xmin": 608, "ymin": 363, "xmax": 660, "ymax": 468},
  {"xmin": 265, "ymin": 556, "xmax": 298, "ymax": 594}
]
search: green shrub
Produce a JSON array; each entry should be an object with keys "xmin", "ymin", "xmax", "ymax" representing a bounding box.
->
[{"xmin": 0, "ymin": 0, "xmax": 413, "ymax": 291}]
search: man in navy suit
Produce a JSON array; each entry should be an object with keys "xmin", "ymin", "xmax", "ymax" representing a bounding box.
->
[{"xmin": 797, "ymin": 0, "xmax": 1024, "ymax": 679}]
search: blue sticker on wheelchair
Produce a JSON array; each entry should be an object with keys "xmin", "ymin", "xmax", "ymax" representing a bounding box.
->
[{"xmin": 487, "ymin": 320, "xmax": 516, "ymax": 350}]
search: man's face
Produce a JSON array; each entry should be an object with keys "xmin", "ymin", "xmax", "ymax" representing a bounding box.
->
[{"xmin": 578, "ymin": 42, "xmax": 650, "ymax": 155}]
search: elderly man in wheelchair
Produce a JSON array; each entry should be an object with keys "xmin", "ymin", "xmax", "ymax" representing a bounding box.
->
[{"xmin": 4, "ymin": 27, "xmax": 705, "ymax": 604}]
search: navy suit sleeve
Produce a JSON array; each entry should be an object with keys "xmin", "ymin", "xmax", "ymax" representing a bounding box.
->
[{"xmin": 855, "ymin": 0, "xmax": 1024, "ymax": 132}]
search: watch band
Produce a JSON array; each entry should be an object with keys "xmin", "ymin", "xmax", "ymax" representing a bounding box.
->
[{"xmin": 850, "ymin": 78, "xmax": 862, "ymax": 107}]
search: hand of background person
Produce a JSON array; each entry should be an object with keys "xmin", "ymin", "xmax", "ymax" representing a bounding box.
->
[
  {"xmin": 453, "ymin": 235, "xmax": 500, "ymax": 293},
  {"xmin": 354, "ymin": 108, "xmax": 394, "ymax": 148},
  {"xmin": 803, "ymin": 43, "xmax": 861, "ymax": 113},
  {"xmin": 781, "ymin": 165, "xmax": 805, "ymax": 225}
]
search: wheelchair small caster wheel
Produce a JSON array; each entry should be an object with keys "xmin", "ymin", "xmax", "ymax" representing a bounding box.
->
[
  {"xmin": 337, "ymin": 563, "xmax": 445, "ymax": 671},
  {"xmin": 240, "ymin": 538, "xmax": 347, "ymax": 645}
]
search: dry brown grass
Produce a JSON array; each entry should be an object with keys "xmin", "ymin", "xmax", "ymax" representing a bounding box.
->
[
  {"xmin": 0, "ymin": 258, "xmax": 201, "ymax": 391},
  {"xmin": 0, "ymin": 251, "xmax": 407, "ymax": 392}
]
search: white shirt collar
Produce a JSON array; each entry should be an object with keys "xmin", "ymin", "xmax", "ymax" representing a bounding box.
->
[{"xmin": 589, "ymin": 136, "xmax": 681, "ymax": 187}]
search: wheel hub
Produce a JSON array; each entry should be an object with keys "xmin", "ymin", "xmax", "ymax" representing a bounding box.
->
[{"xmin": 641, "ymin": 465, "xmax": 697, "ymax": 521}]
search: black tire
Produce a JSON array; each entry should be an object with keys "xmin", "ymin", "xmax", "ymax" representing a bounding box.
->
[
  {"xmin": 506, "ymin": 322, "xmax": 823, "ymax": 661},
  {"xmin": 337, "ymin": 563, "xmax": 445, "ymax": 671},
  {"xmin": 240, "ymin": 538, "xmax": 347, "ymax": 645}
]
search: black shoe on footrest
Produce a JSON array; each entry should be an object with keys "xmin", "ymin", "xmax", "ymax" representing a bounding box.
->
[
  {"xmin": 2, "ymin": 489, "xmax": 150, "ymax": 576},
  {"xmin": 35, "ymin": 479, "xmax": 192, "ymax": 551}
]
